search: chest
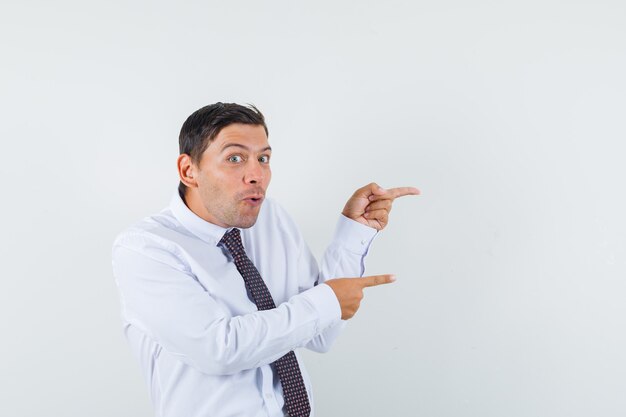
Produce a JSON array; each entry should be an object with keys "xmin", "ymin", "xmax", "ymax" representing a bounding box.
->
[{"xmin": 180, "ymin": 233, "xmax": 301, "ymax": 316}]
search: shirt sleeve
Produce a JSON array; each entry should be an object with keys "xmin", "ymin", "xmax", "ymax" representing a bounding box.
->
[
  {"xmin": 112, "ymin": 233, "xmax": 342, "ymax": 376},
  {"xmin": 301, "ymin": 215, "xmax": 378, "ymax": 352}
]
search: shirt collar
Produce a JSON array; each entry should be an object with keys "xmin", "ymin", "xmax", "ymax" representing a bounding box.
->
[{"xmin": 169, "ymin": 191, "xmax": 231, "ymax": 246}]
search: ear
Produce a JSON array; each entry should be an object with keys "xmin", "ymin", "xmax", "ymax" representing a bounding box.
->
[{"xmin": 177, "ymin": 154, "xmax": 198, "ymax": 188}]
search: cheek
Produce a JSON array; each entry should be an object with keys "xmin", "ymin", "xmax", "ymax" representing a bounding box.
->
[
  {"xmin": 202, "ymin": 167, "xmax": 230, "ymax": 186},
  {"xmin": 199, "ymin": 172, "xmax": 227, "ymax": 197}
]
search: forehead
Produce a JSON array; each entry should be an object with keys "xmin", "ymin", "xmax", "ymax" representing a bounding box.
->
[{"xmin": 211, "ymin": 123, "xmax": 269, "ymax": 150}]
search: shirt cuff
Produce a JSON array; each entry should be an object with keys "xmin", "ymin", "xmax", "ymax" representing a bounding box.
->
[
  {"xmin": 300, "ymin": 283, "xmax": 342, "ymax": 331},
  {"xmin": 332, "ymin": 214, "xmax": 378, "ymax": 255}
]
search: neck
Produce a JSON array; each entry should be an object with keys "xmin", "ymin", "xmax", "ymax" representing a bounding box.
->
[{"xmin": 183, "ymin": 189, "xmax": 225, "ymax": 227}]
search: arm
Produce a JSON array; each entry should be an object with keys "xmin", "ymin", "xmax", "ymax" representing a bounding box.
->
[
  {"xmin": 112, "ymin": 237, "xmax": 341, "ymax": 376},
  {"xmin": 303, "ymin": 183, "xmax": 420, "ymax": 352},
  {"xmin": 303, "ymin": 215, "xmax": 377, "ymax": 352}
]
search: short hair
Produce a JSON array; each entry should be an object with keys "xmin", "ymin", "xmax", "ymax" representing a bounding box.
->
[{"xmin": 178, "ymin": 102, "xmax": 268, "ymax": 198}]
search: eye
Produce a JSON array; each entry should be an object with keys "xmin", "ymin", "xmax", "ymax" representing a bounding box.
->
[
  {"xmin": 258, "ymin": 155, "xmax": 270, "ymax": 164},
  {"xmin": 228, "ymin": 155, "xmax": 243, "ymax": 163}
]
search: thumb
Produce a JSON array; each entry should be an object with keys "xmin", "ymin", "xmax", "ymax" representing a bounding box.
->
[
  {"xmin": 358, "ymin": 274, "xmax": 396, "ymax": 288},
  {"xmin": 354, "ymin": 182, "xmax": 387, "ymax": 199}
]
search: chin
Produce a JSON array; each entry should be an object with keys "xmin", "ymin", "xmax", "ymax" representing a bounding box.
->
[
  {"xmin": 234, "ymin": 215, "xmax": 260, "ymax": 229},
  {"xmin": 236, "ymin": 222, "xmax": 257, "ymax": 229}
]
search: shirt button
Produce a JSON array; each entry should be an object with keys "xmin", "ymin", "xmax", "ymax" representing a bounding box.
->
[{"xmin": 361, "ymin": 239, "xmax": 366, "ymax": 245}]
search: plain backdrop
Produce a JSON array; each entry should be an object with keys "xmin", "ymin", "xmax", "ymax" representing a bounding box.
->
[{"xmin": 1, "ymin": 1, "xmax": 625, "ymax": 416}]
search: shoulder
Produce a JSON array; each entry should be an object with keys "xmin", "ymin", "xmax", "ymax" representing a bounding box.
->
[
  {"xmin": 258, "ymin": 197, "xmax": 290, "ymax": 219},
  {"xmin": 112, "ymin": 208, "xmax": 189, "ymax": 267},
  {"xmin": 257, "ymin": 197, "xmax": 300, "ymax": 232},
  {"xmin": 248, "ymin": 197, "xmax": 304, "ymax": 247}
]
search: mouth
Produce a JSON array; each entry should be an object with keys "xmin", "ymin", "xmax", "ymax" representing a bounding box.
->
[{"xmin": 241, "ymin": 194, "xmax": 265, "ymax": 206}]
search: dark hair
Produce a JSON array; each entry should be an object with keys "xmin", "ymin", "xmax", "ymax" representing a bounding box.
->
[{"xmin": 178, "ymin": 102, "xmax": 268, "ymax": 198}]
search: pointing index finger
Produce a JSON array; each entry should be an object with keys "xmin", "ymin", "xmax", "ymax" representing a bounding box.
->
[
  {"xmin": 388, "ymin": 186, "xmax": 421, "ymax": 199},
  {"xmin": 359, "ymin": 274, "xmax": 396, "ymax": 288},
  {"xmin": 369, "ymin": 186, "xmax": 421, "ymax": 201}
]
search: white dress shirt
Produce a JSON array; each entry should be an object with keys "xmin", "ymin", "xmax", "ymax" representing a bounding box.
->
[{"xmin": 112, "ymin": 191, "xmax": 377, "ymax": 417}]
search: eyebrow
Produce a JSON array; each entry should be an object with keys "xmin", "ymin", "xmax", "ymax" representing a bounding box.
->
[{"xmin": 220, "ymin": 143, "xmax": 272, "ymax": 153}]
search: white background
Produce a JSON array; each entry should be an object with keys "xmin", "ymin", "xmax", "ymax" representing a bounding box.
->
[{"xmin": 1, "ymin": 1, "xmax": 625, "ymax": 416}]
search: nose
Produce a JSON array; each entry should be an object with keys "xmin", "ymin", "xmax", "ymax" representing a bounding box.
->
[{"xmin": 244, "ymin": 159, "xmax": 264, "ymax": 184}]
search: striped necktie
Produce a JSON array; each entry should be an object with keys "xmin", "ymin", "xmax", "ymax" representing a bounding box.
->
[{"xmin": 220, "ymin": 228, "xmax": 311, "ymax": 417}]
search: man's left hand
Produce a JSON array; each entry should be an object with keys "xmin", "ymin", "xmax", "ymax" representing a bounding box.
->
[{"xmin": 342, "ymin": 182, "xmax": 420, "ymax": 231}]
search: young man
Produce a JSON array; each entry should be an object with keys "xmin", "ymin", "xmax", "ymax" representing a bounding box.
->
[{"xmin": 112, "ymin": 102, "xmax": 419, "ymax": 417}]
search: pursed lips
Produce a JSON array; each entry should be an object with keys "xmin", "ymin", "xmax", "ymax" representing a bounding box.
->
[{"xmin": 241, "ymin": 193, "xmax": 265, "ymax": 205}]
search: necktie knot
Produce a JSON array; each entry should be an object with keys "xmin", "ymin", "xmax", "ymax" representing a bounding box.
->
[{"xmin": 220, "ymin": 228, "xmax": 245, "ymax": 257}]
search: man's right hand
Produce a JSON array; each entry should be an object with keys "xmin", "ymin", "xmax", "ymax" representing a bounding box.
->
[{"xmin": 324, "ymin": 274, "xmax": 396, "ymax": 320}]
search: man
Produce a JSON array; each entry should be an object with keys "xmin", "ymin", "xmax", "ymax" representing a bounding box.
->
[{"xmin": 112, "ymin": 102, "xmax": 419, "ymax": 417}]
